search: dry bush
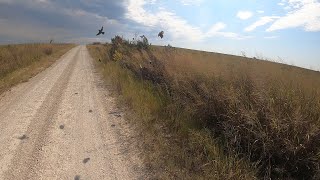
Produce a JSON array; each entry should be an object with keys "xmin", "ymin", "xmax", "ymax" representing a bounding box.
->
[
  {"xmin": 167, "ymin": 70, "xmax": 320, "ymax": 178},
  {"xmin": 149, "ymin": 47, "xmax": 320, "ymax": 179},
  {"xmin": 88, "ymin": 39, "xmax": 320, "ymax": 179},
  {"xmin": 88, "ymin": 43, "xmax": 257, "ymax": 179},
  {"xmin": 151, "ymin": 47, "xmax": 320, "ymax": 179}
]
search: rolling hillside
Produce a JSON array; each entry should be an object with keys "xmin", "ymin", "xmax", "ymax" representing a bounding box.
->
[{"xmin": 88, "ymin": 40, "xmax": 320, "ymax": 179}]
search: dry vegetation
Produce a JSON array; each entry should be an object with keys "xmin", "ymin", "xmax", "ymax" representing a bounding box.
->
[
  {"xmin": 88, "ymin": 37, "xmax": 320, "ymax": 179},
  {"xmin": 0, "ymin": 43, "xmax": 75, "ymax": 94}
]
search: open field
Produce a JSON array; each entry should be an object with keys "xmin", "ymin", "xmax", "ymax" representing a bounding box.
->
[
  {"xmin": 88, "ymin": 41, "xmax": 320, "ymax": 179},
  {"xmin": 0, "ymin": 43, "xmax": 75, "ymax": 94}
]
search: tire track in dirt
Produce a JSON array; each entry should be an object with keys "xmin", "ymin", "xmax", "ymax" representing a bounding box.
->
[{"xmin": 0, "ymin": 46, "xmax": 144, "ymax": 180}]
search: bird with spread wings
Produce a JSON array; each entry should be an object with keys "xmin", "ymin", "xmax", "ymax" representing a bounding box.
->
[{"xmin": 96, "ymin": 26, "xmax": 105, "ymax": 36}]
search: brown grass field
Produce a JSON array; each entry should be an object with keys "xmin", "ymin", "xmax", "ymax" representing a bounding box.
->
[
  {"xmin": 88, "ymin": 40, "xmax": 320, "ymax": 179},
  {"xmin": 0, "ymin": 43, "xmax": 75, "ymax": 94}
]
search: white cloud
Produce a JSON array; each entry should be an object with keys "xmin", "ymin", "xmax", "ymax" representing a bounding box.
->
[
  {"xmin": 245, "ymin": 16, "xmax": 280, "ymax": 32},
  {"xmin": 264, "ymin": 36, "xmax": 278, "ymax": 39},
  {"xmin": 278, "ymin": 2, "xmax": 285, "ymax": 6},
  {"xmin": 206, "ymin": 22, "xmax": 252, "ymax": 40},
  {"xmin": 180, "ymin": 0, "xmax": 204, "ymax": 6},
  {"xmin": 125, "ymin": 0, "xmax": 249, "ymax": 41},
  {"xmin": 207, "ymin": 22, "xmax": 226, "ymax": 32},
  {"xmin": 236, "ymin": 11, "xmax": 253, "ymax": 20},
  {"xmin": 125, "ymin": 0, "xmax": 202, "ymax": 41},
  {"xmin": 284, "ymin": 6, "xmax": 292, "ymax": 10},
  {"xmin": 267, "ymin": 0, "xmax": 320, "ymax": 32}
]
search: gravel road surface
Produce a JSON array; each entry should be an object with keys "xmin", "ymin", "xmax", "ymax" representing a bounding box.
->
[{"xmin": 0, "ymin": 46, "xmax": 143, "ymax": 180}]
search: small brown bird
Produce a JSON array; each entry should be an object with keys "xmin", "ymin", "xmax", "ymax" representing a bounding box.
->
[{"xmin": 158, "ymin": 31, "xmax": 164, "ymax": 39}]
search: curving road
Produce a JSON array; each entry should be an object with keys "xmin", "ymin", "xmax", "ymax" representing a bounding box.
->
[{"xmin": 0, "ymin": 46, "xmax": 143, "ymax": 180}]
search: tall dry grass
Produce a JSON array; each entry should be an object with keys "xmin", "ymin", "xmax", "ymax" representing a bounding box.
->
[
  {"xmin": 88, "ymin": 44, "xmax": 257, "ymax": 179},
  {"xmin": 0, "ymin": 43, "xmax": 75, "ymax": 94},
  {"xmin": 88, "ymin": 40, "xmax": 320, "ymax": 179}
]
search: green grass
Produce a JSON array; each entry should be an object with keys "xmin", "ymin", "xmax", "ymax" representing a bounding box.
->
[
  {"xmin": 88, "ymin": 39, "xmax": 320, "ymax": 179},
  {"xmin": 0, "ymin": 43, "xmax": 75, "ymax": 94}
]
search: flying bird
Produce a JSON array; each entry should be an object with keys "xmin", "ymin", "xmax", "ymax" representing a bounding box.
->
[
  {"xmin": 158, "ymin": 31, "xmax": 164, "ymax": 39},
  {"xmin": 96, "ymin": 26, "xmax": 105, "ymax": 36}
]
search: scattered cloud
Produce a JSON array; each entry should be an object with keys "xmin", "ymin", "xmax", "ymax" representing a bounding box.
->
[
  {"xmin": 207, "ymin": 22, "xmax": 226, "ymax": 32},
  {"xmin": 180, "ymin": 0, "xmax": 204, "ymax": 6},
  {"xmin": 236, "ymin": 11, "xmax": 253, "ymax": 20},
  {"xmin": 284, "ymin": 6, "xmax": 292, "ymax": 10},
  {"xmin": 245, "ymin": 16, "xmax": 280, "ymax": 32},
  {"xmin": 0, "ymin": 0, "xmax": 318, "ymax": 70},
  {"xmin": 125, "ymin": 0, "xmax": 249, "ymax": 41},
  {"xmin": 264, "ymin": 36, "xmax": 278, "ymax": 39},
  {"xmin": 125, "ymin": 0, "xmax": 203, "ymax": 41},
  {"xmin": 206, "ymin": 22, "xmax": 252, "ymax": 40},
  {"xmin": 267, "ymin": 0, "xmax": 320, "ymax": 32}
]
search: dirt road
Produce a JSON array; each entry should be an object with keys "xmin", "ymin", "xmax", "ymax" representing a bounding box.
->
[{"xmin": 0, "ymin": 46, "xmax": 143, "ymax": 180}]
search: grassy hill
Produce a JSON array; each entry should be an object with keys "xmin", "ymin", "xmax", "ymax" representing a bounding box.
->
[
  {"xmin": 88, "ymin": 39, "xmax": 320, "ymax": 179},
  {"xmin": 0, "ymin": 43, "xmax": 75, "ymax": 94}
]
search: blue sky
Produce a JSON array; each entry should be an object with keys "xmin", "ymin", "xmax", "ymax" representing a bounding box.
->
[{"xmin": 0, "ymin": 0, "xmax": 319, "ymax": 70}]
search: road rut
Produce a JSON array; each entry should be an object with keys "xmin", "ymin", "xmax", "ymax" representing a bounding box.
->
[{"xmin": 0, "ymin": 45, "xmax": 143, "ymax": 180}]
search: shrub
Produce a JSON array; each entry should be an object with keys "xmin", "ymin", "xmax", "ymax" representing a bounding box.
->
[
  {"xmin": 137, "ymin": 36, "xmax": 149, "ymax": 50},
  {"xmin": 95, "ymin": 42, "xmax": 320, "ymax": 179},
  {"xmin": 111, "ymin": 35, "xmax": 123, "ymax": 46},
  {"xmin": 113, "ymin": 50, "xmax": 123, "ymax": 61},
  {"xmin": 43, "ymin": 47, "xmax": 53, "ymax": 55}
]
